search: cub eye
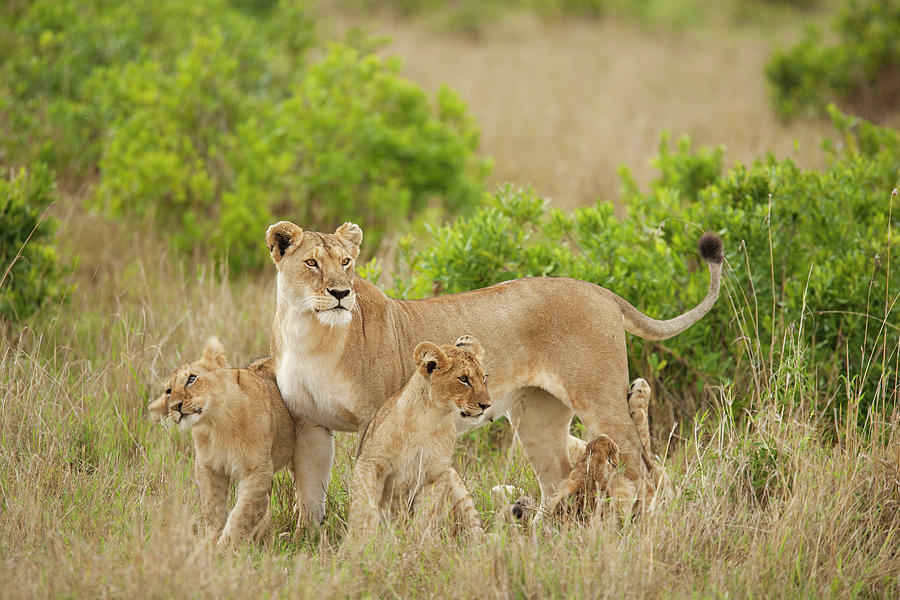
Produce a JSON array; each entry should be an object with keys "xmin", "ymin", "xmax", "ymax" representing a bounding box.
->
[
  {"xmin": 186, "ymin": 374, "xmax": 197, "ymax": 385},
  {"xmin": 458, "ymin": 375, "xmax": 470, "ymax": 385},
  {"xmin": 165, "ymin": 388, "xmax": 172, "ymax": 395},
  {"xmin": 305, "ymin": 259, "xmax": 318, "ymax": 268},
  {"xmin": 341, "ymin": 257, "xmax": 351, "ymax": 266}
]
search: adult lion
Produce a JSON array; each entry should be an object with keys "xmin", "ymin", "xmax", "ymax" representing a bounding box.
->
[{"xmin": 266, "ymin": 220, "xmax": 723, "ymax": 525}]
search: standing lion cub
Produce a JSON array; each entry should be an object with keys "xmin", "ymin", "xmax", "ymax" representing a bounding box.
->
[
  {"xmin": 149, "ymin": 338, "xmax": 312, "ymax": 547},
  {"xmin": 348, "ymin": 336, "xmax": 490, "ymax": 538}
]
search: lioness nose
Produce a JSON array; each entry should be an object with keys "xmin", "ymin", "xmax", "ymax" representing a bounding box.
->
[{"xmin": 328, "ymin": 288, "xmax": 350, "ymax": 300}]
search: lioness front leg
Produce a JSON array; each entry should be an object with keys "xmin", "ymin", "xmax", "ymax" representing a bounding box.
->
[
  {"xmin": 218, "ymin": 465, "xmax": 273, "ymax": 547},
  {"xmin": 195, "ymin": 462, "xmax": 229, "ymax": 540},
  {"xmin": 348, "ymin": 461, "xmax": 385, "ymax": 538},
  {"xmin": 292, "ymin": 420, "xmax": 334, "ymax": 529}
]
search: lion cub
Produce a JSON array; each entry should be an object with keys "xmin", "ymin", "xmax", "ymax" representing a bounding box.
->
[
  {"xmin": 349, "ymin": 336, "xmax": 490, "ymax": 538},
  {"xmin": 513, "ymin": 378, "xmax": 671, "ymax": 527},
  {"xmin": 149, "ymin": 338, "xmax": 300, "ymax": 547}
]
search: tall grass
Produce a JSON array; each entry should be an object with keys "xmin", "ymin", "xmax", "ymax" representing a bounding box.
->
[{"xmin": 1, "ymin": 206, "xmax": 898, "ymax": 597}]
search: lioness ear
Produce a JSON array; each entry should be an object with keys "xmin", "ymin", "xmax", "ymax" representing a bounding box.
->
[
  {"xmin": 201, "ymin": 337, "xmax": 230, "ymax": 369},
  {"xmin": 454, "ymin": 335, "xmax": 485, "ymax": 362},
  {"xmin": 266, "ymin": 221, "xmax": 303, "ymax": 265},
  {"xmin": 334, "ymin": 222, "xmax": 363, "ymax": 259},
  {"xmin": 414, "ymin": 341, "xmax": 447, "ymax": 377}
]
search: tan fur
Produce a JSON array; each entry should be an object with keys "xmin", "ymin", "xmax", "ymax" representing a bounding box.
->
[
  {"xmin": 148, "ymin": 338, "xmax": 330, "ymax": 546},
  {"xmin": 267, "ymin": 221, "xmax": 721, "ymax": 518},
  {"xmin": 501, "ymin": 378, "xmax": 672, "ymax": 527},
  {"xmin": 348, "ymin": 336, "xmax": 488, "ymax": 538}
]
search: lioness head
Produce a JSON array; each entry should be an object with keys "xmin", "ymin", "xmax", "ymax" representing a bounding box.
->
[
  {"xmin": 265, "ymin": 221, "xmax": 362, "ymax": 328},
  {"xmin": 148, "ymin": 338, "xmax": 231, "ymax": 430},
  {"xmin": 413, "ymin": 335, "xmax": 491, "ymax": 426}
]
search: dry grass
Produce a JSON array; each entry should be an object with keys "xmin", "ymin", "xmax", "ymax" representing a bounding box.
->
[
  {"xmin": 323, "ymin": 6, "xmax": 835, "ymax": 207},
  {"xmin": 2, "ymin": 206, "xmax": 899, "ymax": 598}
]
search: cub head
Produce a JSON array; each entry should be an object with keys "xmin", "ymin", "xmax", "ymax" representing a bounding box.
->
[
  {"xmin": 148, "ymin": 337, "xmax": 231, "ymax": 430},
  {"xmin": 265, "ymin": 221, "xmax": 362, "ymax": 328},
  {"xmin": 413, "ymin": 335, "xmax": 491, "ymax": 426}
]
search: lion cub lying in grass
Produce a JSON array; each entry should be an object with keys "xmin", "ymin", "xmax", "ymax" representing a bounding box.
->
[
  {"xmin": 498, "ymin": 378, "xmax": 671, "ymax": 527},
  {"xmin": 349, "ymin": 336, "xmax": 490, "ymax": 538},
  {"xmin": 149, "ymin": 338, "xmax": 301, "ymax": 547}
]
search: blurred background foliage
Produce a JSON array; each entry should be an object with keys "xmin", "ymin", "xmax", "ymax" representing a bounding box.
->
[{"xmin": 1, "ymin": 0, "xmax": 898, "ymax": 416}]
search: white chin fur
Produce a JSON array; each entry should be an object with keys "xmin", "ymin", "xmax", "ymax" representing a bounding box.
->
[
  {"xmin": 315, "ymin": 308, "xmax": 353, "ymax": 328},
  {"xmin": 177, "ymin": 413, "xmax": 202, "ymax": 430},
  {"xmin": 454, "ymin": 413, "xmax": 486, "ymax": 434}
]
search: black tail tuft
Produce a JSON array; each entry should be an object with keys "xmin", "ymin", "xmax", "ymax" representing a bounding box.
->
[{"xmin": 698, "ymin": 231, "xmax": 724, "ymax": 264}]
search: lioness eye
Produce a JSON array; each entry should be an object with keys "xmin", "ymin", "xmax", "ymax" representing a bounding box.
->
[
  {"xmin": 305, "ymin": 259, "xmax": 318, "ymax": 268},
  {"xmin": 341, "ymin": 257, "xmax": 351, "ymax": 266},
  {"xmin": 458, "ymin": 375, "xmax": 470, "ymax": 385},
  {"xmin": 186, "ymin": 374, "xmax": 197, "ymax": 385}
]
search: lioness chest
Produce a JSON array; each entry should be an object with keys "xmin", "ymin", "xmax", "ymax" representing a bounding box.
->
[{"xmin": 276, "ymin": 346, "xmax": 359, "ymax": 432}]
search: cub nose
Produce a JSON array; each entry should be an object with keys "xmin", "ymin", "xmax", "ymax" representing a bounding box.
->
[
  {"xmin": 173, "ymin": 402, "xmax": 183, "ymax": 414},
  {"xmin": 328, "ymin": 288, "xmax": 350, "ymax": 300},
  {"xmin": 478, "ymin": 402, "xmax": 490, "ymax": 410}
]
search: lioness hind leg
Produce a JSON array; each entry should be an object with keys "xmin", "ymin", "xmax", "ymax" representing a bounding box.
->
[{"xmin": 508, "ymin": 388, "xmax": 577, "ymax": 515}]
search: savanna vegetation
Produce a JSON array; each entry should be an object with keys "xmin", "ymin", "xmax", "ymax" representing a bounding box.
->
[{"xmin": 2, "ymin": 0, "xmax": 898, "ymax": 597}]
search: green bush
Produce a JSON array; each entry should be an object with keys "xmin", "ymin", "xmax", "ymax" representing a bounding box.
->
[
  {"xmin": 390, "ymin": 107, "xmax": 899, "ymax": 419},
  {"xmin": 766, "ymin": 0, "xmax": 900, "ymax": 120},
  {"xmin": 0, "ymin": 165, "xmax": 70, "ymax": 324},
  {"xmin": 0, "ymin": 0, "xmax": 315, "ymax": 184},
  {"xmin": 93, "ymin": 42, "xmax": 489, "ymax": 270}
]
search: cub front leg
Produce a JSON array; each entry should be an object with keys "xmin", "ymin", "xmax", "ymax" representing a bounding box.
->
[
  {"xmin": 292, "ymin": 420, "xmax": 334, "ymax": 530},
  {"xmin": 443, "ymin": 468, "xmax": 484, "ymax": 538},
  {"xmin": 195, "ymin": 462, "xmax": 229, "ymax": 540},
  {"xmin": 218, "ymin": 464, "xmax": 274, "ymax": 547},
  {"xmin": 348, "ymin": 460, "xmax": 385, "ymax": 538}
]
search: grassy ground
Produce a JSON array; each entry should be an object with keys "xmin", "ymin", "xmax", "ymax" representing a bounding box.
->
[
  {"xmin": 323, "ymin": 3, "xmax": 838, "ymax": 207},
  {"xmin": 2, "ymin": 202, "xmax": 898, "ymax": 598}
]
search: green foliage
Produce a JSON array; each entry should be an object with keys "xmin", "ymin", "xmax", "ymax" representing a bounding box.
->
[
  {"xmin": 225, "ymin": 44, "xmax": 490, "ymax": 268},
  {"xmin": 766, "ymin": 0, "xmax": 900, "ymax": 120},
  {"xmin": 0, "ymin": 165, "xmax": 70, "ymax": 323},
  {"xmin": 93, "ymin": 42, "xmax": 488, "ymax": 270},
  {"xmin": 390, "ymin": 109, "xmax": 900, "ymax": 417},
  {"xmin": 0, "ymin": 0, "xmax": 315, "ymax": 183}
]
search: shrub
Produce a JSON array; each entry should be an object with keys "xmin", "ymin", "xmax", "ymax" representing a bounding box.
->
[
  {"xmin": 0, "ymin": 0, "xmax": 315, "ymax": 184},
  {"xmin": 390, "ymin": 108, "xmax": 899, "ymax": 420},
  {"xmin": 93, "ymin": 42, "xmax": 489, "ymax": 270},
  {"xmin": 766, "ymin": 0, "xmax": 900, "ymax": 120},
  {"xmin": 0, "ymin": 165, "xmax": 70, "ymax": 324}
]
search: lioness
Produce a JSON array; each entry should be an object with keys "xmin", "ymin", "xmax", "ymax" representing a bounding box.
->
[
  {"xmin": 148, "ymin": 338, "xmax": 331, "ymax": 545},
  {"xmin": 266, "ymin": 220, "xmax": 723, "ymax": 519},
  {"xmin": 348, "ymin": 336, "xmax": 488, "ymax": 538}
]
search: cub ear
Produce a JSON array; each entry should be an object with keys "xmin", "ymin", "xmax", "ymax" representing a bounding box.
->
[
  {"xmin": 454, "ymin": 335, "xmax": 485, "ymax": 362},
  {"xmin": 201, "ymin": 337, "xmax": 230, "ymax": 369},
  {"xmin": 266, "ymin": 221, "xmax": 303, "ymax": 265},
  {"xmin": 334, "ymin": 222, "xmax": 363, "ymax": 259},
  {"xmin": 414, "ymin": 341, "xmax": 447, "ymax": 377},
  {"xmin": 598, "ymin": 435, "xmax": 620, "ymax": 467}
]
